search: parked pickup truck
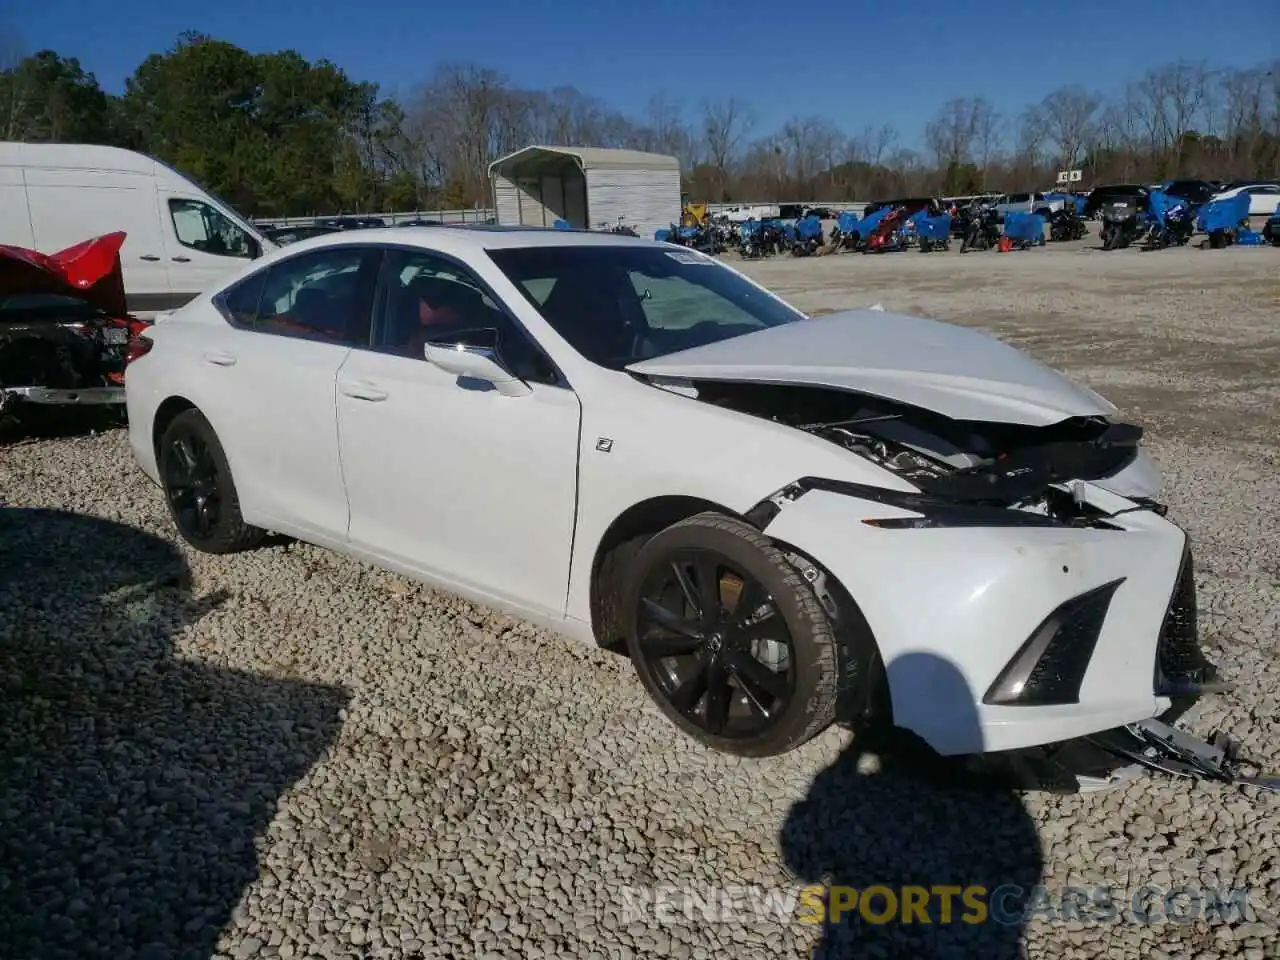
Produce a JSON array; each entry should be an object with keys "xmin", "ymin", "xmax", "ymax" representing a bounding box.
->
[{"xmin": 989, "ymin": 191, "xmax": 1069, "ymax": 221}]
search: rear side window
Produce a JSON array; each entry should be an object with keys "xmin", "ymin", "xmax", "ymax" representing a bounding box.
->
[
  {"xmin": 218, "ymin": 270, "xmax": 267, "ymax": 327},
  {"xmin": 214, "ymin": 247, "xmax": 381, "ymax": 345}
]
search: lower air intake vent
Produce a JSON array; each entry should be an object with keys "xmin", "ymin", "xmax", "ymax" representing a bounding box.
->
[
  {"xmin": 984, "ymin": 580, "xmax": 1123, "ymax": 707},
  {"xmin": 1154, "ymin": 548, "xmax": 1218, "ymax": 695}
]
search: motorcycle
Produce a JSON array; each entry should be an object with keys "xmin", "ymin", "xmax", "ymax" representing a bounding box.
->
[
  {"xmin": 1145, "ymin": 194, "xmax": 1197, "ymax": 249},
  {"xmin": 1048, "ymin": 206, "xmax": 1087, "ymax": 242},
  {"xmin": 1097, "ymin": 196, "xmax": 1148, "ymax": 250},
  {"xmin": 791, "ymin": 215, "xmax": 825, "ymax": 256},
  {"xmin": 959, "ymin": 204, "xmax": 1000, "ymax": 253}
]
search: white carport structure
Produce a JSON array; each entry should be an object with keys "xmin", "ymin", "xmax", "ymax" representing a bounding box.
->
[{"xmin": 488, "ymin": 146, "xmax": 681, "ymax": 241}]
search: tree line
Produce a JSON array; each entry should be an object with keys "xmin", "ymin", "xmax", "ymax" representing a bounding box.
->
[{"xmin": 2, "ymin": 30, "xmax": 1277, "ymax": 218}]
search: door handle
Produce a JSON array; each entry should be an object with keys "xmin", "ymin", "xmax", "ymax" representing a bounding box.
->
[
  {"xmin": 203, "ymin": 351, "xmax": 237, "ymax": 367},
  {"xmin": 139, "ymin": 254, "xmax": 161, "ymax": 261},
  {"xmin": 340, "ymin": 381, "xmax": 388, "ymax": 402},
  {"xmin": 171, "ymin": 256, "xmax": 191, "ymax": 263}
]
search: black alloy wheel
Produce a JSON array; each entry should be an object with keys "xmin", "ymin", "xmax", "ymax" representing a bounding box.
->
[
  {"xmin": 634, "ymin": 547, "xmax": 795, "ymax": 740},
  {"xmin": 157, "ymin": 408, "xmax": 264, "ymax": 554},
  {"xmin": 623, "ymin": 512, "xmax": 851, "ymax": 757},
  {"xmin": 162, "ymin": 428, "xmax": 221, "ymax": 541}
]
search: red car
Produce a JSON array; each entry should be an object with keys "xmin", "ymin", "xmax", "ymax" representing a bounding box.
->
[{"xmin": 0, "ymin": 232, "xmax": 151, "ymax": 417}]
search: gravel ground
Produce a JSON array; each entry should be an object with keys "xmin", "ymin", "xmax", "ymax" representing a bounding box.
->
[{"xmin": 2, "ymin": 240, "xmax": 1279, "ymax": 960}]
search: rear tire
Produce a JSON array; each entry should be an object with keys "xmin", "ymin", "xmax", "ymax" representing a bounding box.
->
[
  {"xmin": 157, "ymin": 408, "xmax": 265, "ymax": 554},
  {"xmin": 622, "ymin": 511, "xmax": 849, "ymax": 757}
]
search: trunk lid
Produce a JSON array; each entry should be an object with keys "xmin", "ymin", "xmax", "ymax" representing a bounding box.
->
[{"xmin": 0, "ymin": 232, "xmax": 129, "ymax": 317}]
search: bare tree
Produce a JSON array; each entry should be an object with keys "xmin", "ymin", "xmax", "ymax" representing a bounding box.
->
[
  {"xmin": 1040, "ymin": 85, "xmax": 1101, "ymax": 169},
  {"xmin": 924, "ymin": 97, "xmax": 995, "ymax": 170},
  {"xmin": 701, "ymin": 96, "xmax": 754, "ymax": 199},
  {"xmin": 1135, "ymin": 61, "xmax": 1211, "ymax": 174},
  {"xmin": 848, "ymin": 123, "xmax": 897, "ymax": 166}
]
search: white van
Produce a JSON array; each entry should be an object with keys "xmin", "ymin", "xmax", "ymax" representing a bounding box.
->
[{"xmin": 0, "ymin": 142, "xmax": 277, "ymax": 317}]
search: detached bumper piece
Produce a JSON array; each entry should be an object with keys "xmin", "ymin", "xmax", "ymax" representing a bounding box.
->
[
  {"xmin": 1089, "ymin": 718, "xmax": 1280, "ymax": 793},
  {"xmin": 0, "ymin": 385, "xmax": 124, "ymax": 407}
]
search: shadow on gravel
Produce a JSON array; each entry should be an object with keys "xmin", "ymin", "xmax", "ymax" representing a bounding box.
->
[
  {"xmin": 0, "ymin": 407, "xmax": 127, "ymax": 446},
  {"xmin": 780, "ymin": 653, "xmax": 1043, "ymax": 959},
  {"xmin": 0, "ymin": 508, "xmax": 348, "ymax": 960}
]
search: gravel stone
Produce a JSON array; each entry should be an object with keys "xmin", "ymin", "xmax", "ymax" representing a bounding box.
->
[{"xmin": 2, "ymin": 246, "xmax": 1278, "ymax": 958}]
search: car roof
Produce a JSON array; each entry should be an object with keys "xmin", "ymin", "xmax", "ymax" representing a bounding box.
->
[{"xmin": 266, "ymin": 224, "xmax": 659, "ymax": 257}]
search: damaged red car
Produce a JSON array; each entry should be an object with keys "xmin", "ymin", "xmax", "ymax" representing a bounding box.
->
[{"xmin": 0, "ymin": 232, "xmax": 152, "ymax": 417}]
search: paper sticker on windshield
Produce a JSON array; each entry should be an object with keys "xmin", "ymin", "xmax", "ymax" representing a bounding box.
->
[{"xmin": 664, "ymin": 250, "xmax": 712, "ymax": 265}]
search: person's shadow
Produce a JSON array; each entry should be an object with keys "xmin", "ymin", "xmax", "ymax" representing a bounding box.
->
[
  {"xmin": 780, "ymin": 652, "xmax": 1044, "ymax": 959},
  {"xmin": 0, "ymin": 508, "xmax": 349, "ymax": 959}
]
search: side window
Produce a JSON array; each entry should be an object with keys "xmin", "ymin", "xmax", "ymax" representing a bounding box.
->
[
  {"xmin": 168, "ymin": 199, "xmax": 253, "ymax": 258},
  {"xmin": 218, "ymin": 269, "xmax": 268, "ymax": 327},
  {"xmin": 374, "ymin": 248, "xmax": 558, "ymax": 385},
  {"xmin": 254, "ymin": 247, "xmax": 379, "ymax": 345}
]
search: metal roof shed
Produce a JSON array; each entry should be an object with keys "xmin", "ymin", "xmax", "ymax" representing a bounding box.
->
[{"xmin": 489, "ymin": 146, "xmax": 681, "ymax": 240}]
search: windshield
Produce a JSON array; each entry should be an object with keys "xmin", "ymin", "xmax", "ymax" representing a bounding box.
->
[{"xmin": 487, "ymin": 245, "xmax": 807, "ymax": 369}]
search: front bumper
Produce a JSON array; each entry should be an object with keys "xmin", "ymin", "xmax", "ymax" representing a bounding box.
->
[{"xmin": 761, "ymin": 483, "xmax": 1203, "ymax": 756}]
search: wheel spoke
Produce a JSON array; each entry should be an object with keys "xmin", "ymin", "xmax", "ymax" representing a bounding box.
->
[
  {"xmin": 703, "ymin": 669, "xmax": 732, "ymax": 734},
  {"xmin": 692, "ymin": 554, "xmax": 722, "ymax": 619},
  {"xmin": 734, "ymin": 577, "xmax": 768, "ymax": 621},
  {"xmin": 174, "ymin": 436, "xmax": 198, "ymax": 475},
  {"xmin": 669, "ymin": 562, "xmax": 704, "ymax": 619},
  {"xmin": 638, "ymin": 626, "xmax": 704, "ymax": 658},
  {"xmin": 669, "ymin": 666, "xmax": 710, "ymax": 715},
  {"xmin": 640, "ymin": 598, "xmax": 703, "ymax": 640},
  {"xmin": 728, "ymin": 652, "xmax": 787, "ymax": 709}
]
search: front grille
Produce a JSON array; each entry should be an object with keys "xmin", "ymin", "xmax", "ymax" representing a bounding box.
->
[{"xmin": 1154, "ymin": 547, "xmax": 1218, "ymax": 695}]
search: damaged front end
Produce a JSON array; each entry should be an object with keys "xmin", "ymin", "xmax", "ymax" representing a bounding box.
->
[
  {"xmin": 690, "ymin": 380, "xmax": 1276, "ymax": 794},
  {"xmin": 0, "ymin": 232, "xmax": 151, "ymax": 417}
]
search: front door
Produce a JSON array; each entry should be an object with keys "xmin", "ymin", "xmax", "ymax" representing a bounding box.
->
[
  {"xmin": 158, "ymin": 192, "xmax": 260, "ymax": 304},
  {"xmin": 336, "ymin": 245, "xmax": 581, "ymax": 616}
]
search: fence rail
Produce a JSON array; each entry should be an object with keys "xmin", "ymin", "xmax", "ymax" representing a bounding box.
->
[
  {"xmin": 252, "ymin": 208, "xmax": 496, "ymax": 227},
  {"xmin": 253, "ymin": 200, "xmax": 878, "ymax": 230}
]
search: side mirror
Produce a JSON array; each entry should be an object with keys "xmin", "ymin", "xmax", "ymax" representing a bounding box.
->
[
  {"xmin": 423, "ymin": 339, "xmax": 532, "ymax": 397},
  {"xmin": 245, "ymin": 236, "xmax": 262, "ymax": 260}
]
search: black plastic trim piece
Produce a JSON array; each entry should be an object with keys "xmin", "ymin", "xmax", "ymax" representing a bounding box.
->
[{"xmin": 983, "ymin": 578, "xmax": 1124, "ymax": 706}]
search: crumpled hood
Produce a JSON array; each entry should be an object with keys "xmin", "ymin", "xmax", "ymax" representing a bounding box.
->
[
  {"xmin": 626, "ymin": 307, "xmax": 1117, "ymax": 426},
  {"xmin": 0, "ymin": 232, "xmax": 128, "ymax": 317}
]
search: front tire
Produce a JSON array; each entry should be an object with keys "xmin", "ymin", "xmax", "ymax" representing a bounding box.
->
[
  {"xmin": 158, "ymin": 408, "xmax": 265, "ymax": 554},
  {"xmin": 622, "ymin": 512, "xmax": 843, "ymax": 757}
]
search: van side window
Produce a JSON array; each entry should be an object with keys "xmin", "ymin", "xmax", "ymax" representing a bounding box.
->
[{"xmin": 169, "ymin": 199, "xmax": 253, "ymax": 258}]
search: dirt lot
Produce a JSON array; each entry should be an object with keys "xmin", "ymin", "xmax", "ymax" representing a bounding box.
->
[{"xmin": 2, "ymin": 241, "xmax": 1279, "ymax": 960}]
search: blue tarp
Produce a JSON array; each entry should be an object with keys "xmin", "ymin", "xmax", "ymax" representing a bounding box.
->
[
  {"xmin": 796, "ymin": 216, "xmax": 823, "ymax": 240},
  {"xmin": 553, "ymin": 219, "xmax": 572, "ymax": 230},
  {"xmin": 917, "ymin": 214, "xmax": 952, "ymax": 242},
  {"xmin": 1197, "ymin": 192, "xmax": 1249, "ymax": 234},
  {"xmin": 1003, "ymin": 212, "xmax": 1045, "ymax": 245},
  {"xmin": 654, "ymin": 228, "xmax": 671, "ymax": 242},
  {"xmin": 836, "ymin": 211, "xmax": 860, "ymax": 234}
]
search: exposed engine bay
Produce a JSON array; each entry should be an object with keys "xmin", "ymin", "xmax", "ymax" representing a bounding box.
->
[{"xmin": 688, "ymin": 380, "xmax": 1156, "ymax": 524}]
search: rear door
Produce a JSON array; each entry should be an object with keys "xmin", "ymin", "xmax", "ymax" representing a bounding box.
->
[
  {"xmin": 195, "ymin": 244, "xmax": 383, "ymax": 540},
  {"xmin": 22, "ymin": 167, "xmax": 172, "ymax": 309}
]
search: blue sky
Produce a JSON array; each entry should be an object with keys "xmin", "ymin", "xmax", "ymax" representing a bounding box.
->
[{"xmin": 7, "ymin": 0, "xmax": 1276, "ymax": 148}]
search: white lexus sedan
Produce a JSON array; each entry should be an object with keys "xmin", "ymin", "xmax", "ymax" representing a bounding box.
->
[{"xmin": 123, "ymin": 226, "xmax": 1235, "ymax": 786}]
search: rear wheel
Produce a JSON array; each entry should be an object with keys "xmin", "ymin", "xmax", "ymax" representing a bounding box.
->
[
  {"xmin": 622, "ymin": 512, "xmax": 846, "ymax": 757},
  {"xmin": 158, "ymin": 408, "xmax": 265, "ymax": 554}
]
